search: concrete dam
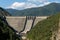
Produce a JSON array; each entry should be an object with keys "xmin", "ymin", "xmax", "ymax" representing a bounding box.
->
[{"xmin": 6, "ymin": 16, "xmax": 48, "ymax": 34}]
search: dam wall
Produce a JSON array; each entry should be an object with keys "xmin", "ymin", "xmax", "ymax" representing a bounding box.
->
[
  {"xmin": 6, "ymin": 16, "xmax": 48, "ymax": 33},
  {"xmin": 33, "ymin": 16, "xmax": 48, "ymax": 27},
  {"xmin": 6, "ymin": 16, "xmax": 26, "ymax": 32}
]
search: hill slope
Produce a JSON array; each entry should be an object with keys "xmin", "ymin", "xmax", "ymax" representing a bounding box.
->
[
  {"xmin": 27, "ymin": 13, "xmax": 60, "ymax": 40},
  {"xmin": 0, "ymin": 16, "xmax": 20, "ymax": 40},
  {"xmin": 0, "ymin": 7, "xmax": 11, "ymax": 16},
  {"xmin": 7, "ymin": 3, "xmax": 60, "ymax": 16},
  {"xmin": 0, "ymin": 7, "xmax": 20, "ymax": 40}
]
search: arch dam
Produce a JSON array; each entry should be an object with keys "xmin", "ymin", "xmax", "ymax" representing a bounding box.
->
[{"xmin": 6, "ymin": 16, "xmax": 48, "ymax": 34}]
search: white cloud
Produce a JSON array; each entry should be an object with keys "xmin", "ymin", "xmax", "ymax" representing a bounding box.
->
[
  {"xmin": 28, "ymin": 0, "xmax": 52, "ymax": 7},
  {"xmin": 39, "ymin": 2, "xmax": 51, "ymax": 7},
  {"xmin": 24, "ymin": 2, "xmax": 37, "ymax": 8},
  {"xmin": 28, "ymin": 0, "xmax": 48, "ymax": 3},
  {"xmin": 6, "ymin": 0, "xmax": 60, "ymax": 10},
  {"xmin": 7, "ymin": 1, "xmax": 51, "ymax": 10},
  {"xmin": 8, "ymin": 2, "xmax": 25, "ymax": 9},
  {"xmin": 7, "ymin": 2, "xmax": 37, "ymax": 10}
]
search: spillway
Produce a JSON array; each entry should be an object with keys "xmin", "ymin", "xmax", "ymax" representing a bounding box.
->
[{"xmin": 22, "ymin": 20, "xmax": 33, "ymax": 33}]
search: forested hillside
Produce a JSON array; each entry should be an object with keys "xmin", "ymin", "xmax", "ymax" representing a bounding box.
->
[
  {"xmin": 0, "ymin": 16, "xmax": 20, "ymax": 40},
  {"xmin": 27, "ymin": 13, "xmax": 60, "ymax": 40},
  {"xmin": 0, "ymin": 7, "xmax": 20, "ymax": 40},
  {"xmin": 0, "ymin": 7, "xmax": 11, "ymax": 16}
]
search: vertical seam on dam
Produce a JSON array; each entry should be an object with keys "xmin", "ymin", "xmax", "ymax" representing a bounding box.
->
[
  {"xmin": 31, "ymin": 16, "xmax": 36, "ymax": 29},
  {"xmin": 19, "ymin": 16, "xmax": 27, "ymax": 33}
]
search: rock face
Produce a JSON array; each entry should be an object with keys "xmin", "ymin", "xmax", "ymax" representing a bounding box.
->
[{"xmin": 0, "ymin": 7, "xmax": 11, "ymax": 16}]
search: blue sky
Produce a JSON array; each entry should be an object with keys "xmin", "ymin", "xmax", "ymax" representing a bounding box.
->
[{"xmin": 0, "ymin": 0, "xmax": 60, "ymax": 10}]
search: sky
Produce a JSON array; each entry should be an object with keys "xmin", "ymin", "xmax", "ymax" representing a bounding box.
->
[{"xmin": 0, "ymin": 0, "xmax": 60, "ymax": 10}]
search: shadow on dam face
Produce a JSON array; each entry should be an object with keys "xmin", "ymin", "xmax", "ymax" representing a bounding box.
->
[{"xmin": 6, "ymin": 16, "xmax": 48, "ymax": 34}]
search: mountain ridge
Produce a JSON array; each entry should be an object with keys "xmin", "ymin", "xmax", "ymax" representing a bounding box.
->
[
  {"xmin": 0, "ymin": 7, "xmax": 11, "ymax": 16},
  {"xmin": 6, "ymin": 3, "xmax": 60, "ymax": 16}
]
